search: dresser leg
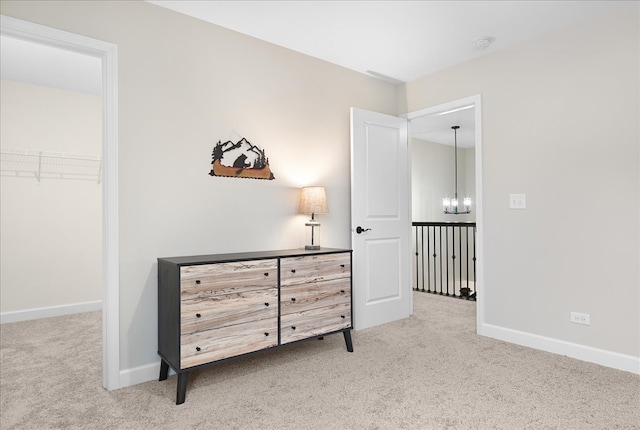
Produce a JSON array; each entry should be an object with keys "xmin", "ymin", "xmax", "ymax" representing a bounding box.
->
[
  {"xmin": 176, "ymin": 372, "xmax": 188, "ymax": 405},
  {"xmin": 343, "ymin": 329, "xmax": 354, "ymax": 352},
  {"xmin": 159, "ymin": 359, "xmax": 169, "ymax": 381}
]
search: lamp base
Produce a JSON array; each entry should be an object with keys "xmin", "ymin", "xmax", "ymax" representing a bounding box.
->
[{"xmin": 305, "ymin": 245, "xmax": 320, "ymax": 250}]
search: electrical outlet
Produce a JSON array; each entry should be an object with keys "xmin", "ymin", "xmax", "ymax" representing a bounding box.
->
[{"xmin": 570, "ymin": 312, "xmax": 590, "ymax": 325}]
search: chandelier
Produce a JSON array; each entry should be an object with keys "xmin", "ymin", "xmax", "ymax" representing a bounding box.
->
[{"xmin": 443, "ymin": 125, "xmax": 471, "ymax": 214}]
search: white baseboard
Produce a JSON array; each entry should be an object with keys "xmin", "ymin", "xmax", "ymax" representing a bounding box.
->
[
  {"xmin": 120, "ymin": 362, "xmax": 159, "ymax": 388},
  {"xmin": 0, "ymin": 300, "xmax": 102, "ymax": 324},
  {"xmin": 119, "ymin": 360, "xmax": 175, "ymax": 389},
  {"xmin": 480, "ymin": 323, "xmax": 640, "ymax": 375}
]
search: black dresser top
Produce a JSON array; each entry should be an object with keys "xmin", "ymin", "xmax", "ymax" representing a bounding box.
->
[{"xmin": 158, "ymin": 248, "xmax": 351, "ymax": 266}]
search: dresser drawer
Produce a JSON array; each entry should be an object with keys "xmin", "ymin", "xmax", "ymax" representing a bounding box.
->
[
  {"xmin": 280, "ymin": 253, "xmax": 350, "ymax": 286},
  {"xmin": 280, "ymin": 279, "xmax": 350, "ymax": 316},
  {"xmin": 181, "ymin": 317, "xmax": 278, "ymax": 368},
  {"xmin": 180, "ymin": 259, "xmax": 277, "ymax": 298},
  {"xmin": 281, "ymin": 302, "xmax": 351, "ymax": 345},
  {"xmin": 181, "ymin": 288, "xmax": 278, "ymax": 335}
]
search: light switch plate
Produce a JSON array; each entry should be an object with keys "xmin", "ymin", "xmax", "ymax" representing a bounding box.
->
[{"xmin": 510, "ymin": 194, "xmax": 526, "ymax": 209}]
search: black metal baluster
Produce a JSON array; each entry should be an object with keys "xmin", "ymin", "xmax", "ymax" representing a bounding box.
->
[
  {"xmin": 433, "ymin": 226, "xmax": 438, "ymax": 294},
  {"xmin": 473, "ymin": 225, "xmax": 477, "ymax": 300},
  {"xmin": 446, "ymin": 226, "xmax": 451, "ymax": 296},
  {"xmin": 420, "ymin": 226, "xmax": 425, "ymax": 292},
  {"xmin": 426, "ymin": 226, "xmax": 431, "ymax": 293},
  {"xmin": 414, "ymin": 226, "xmax": 419, "ymax": 292},
  {"xmin": 452, "ymin": 226, "xmax": 456, "ymax": 297},
  {"xmin": 460, "ymin": 226, "xmax": 465, "ymax": 298},
  {"xmin": 465, "ymin": 226, "xmax": 470, "ymax": 298},
  {"xmin": 438, "ymin": 226, "xmax": 443, "ymax": 295}
]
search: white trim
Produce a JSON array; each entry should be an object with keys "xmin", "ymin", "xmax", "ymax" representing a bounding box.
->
[
  {"xmin": 403, "ymin": 94, "xmax": 484, "ymax": 338},
  {"xmin": 120, "ymin": 362, "xmax": 161, "ymax": 388},
  {"xmin": 0, "ymin": 301, "xmax": 102, "ymax": 324},
  {"xmin": 481, "ymin": 323, "xmax": 640, "ymax": 375},
  {"xmin": 119, "ymin": 360, "xmax": 177, "ymax": 388},
  {"xmin": 1, "ymin": 15, "xmax": 120, "ymax": 391}
]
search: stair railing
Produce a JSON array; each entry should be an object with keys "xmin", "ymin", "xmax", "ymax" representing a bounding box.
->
[{"xmin": 412, "ymin": 222, "xmax": 477, "ymax": 300}]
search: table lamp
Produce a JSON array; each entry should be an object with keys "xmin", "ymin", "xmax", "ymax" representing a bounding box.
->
[{"xmin": 298, "ymin": 186, "xmax": 328, "ymax": 250}]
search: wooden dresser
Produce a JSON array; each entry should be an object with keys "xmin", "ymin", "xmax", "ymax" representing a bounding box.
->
[{"xmin": 157, "ymin": 248, "xmax": 353, "ymax": 404}]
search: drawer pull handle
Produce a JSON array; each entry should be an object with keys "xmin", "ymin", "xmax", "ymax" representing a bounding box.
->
[
  {"xmin": 196, "ymin": 347, "xmax": 201, "ymax": 352},
  {"xmin": 264, "ymin": 302, "xmax": 269, "ymax": 307},
  {"xmin": 341, "ymin": 315, "xmax": 346, "ymax": 319},
  {"xmin": 264, "ymin": 332, "xmax": 269, "ymax": 337},
  {"xmin": 340, "ymin": 264, "xmax": 345, "ymax": 268},
  {"xmin": 264, "ymin": 273, "xmax": 269, "ymax": 277},
  {"xmin": 340, "ymin": 289, "xmax": 345, "ymax": 293},
  {"xmin": 195, "ymin": 280, "xmax": 201, "ymax": 284},
  {"xmin": 196, "ymin": 313, "xmax": 201, "ymax": 318},
  {"xmin": 291, "ymin": 298, "xmax": 296, "ymax": 302},
  {"xmin": 291, "ymin": 326, "xmax": 296, "ymax": 330},
  {"xmin": 291, "ymin": 269, "xmax": 296, "ymax": 273}
]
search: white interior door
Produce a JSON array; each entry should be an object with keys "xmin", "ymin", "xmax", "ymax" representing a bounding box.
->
[{"xmin": 350, "ymin": 107, "xmax": 412, "ymax": 330}]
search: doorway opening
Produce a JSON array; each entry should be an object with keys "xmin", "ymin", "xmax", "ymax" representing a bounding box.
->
[
  {"xmin": 0, "ymin": 15, "xmax": 120, "ymax": 390},
  {"xmin": 405, "ymin": 94, "xmax": 484, "ymax": 334}
]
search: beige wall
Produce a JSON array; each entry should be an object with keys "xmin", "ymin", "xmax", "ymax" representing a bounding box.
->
[
  {"xmin": 403, "ymin": 4, "xmax": 639, "ymax": 358},
  {"xmin": 0, "ymin": 79, "xmax": 102, "ymax": 312},
  {"xmin": 0, "ymin": 1, "xmax": 397, "ymax": 372},
  {"xmin": 411, "ymin": 138, "xmax": 475, "ymax": 222}
]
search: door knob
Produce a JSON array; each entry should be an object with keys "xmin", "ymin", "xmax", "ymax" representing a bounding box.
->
[{"xmin": 355, "ymin": 226, "xmax": 371, "ymax": 234}]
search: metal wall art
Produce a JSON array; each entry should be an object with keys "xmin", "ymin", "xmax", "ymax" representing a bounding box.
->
[{"xmin": 209, "ymin": 138, "xmax": 275, "ymax": 180}]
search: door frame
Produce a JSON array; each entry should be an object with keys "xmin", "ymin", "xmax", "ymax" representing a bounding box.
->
[
  {"xmin": 1, "ymin": 15, "xmax": 120, "ymax": 390},
  {"xmin": 403, "ymin": 94, "xmax": 484, "ymax": 334}
]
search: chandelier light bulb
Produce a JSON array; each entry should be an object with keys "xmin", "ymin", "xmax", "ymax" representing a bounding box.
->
[{"xmin": 443, "ymin": 197, "xmax": 451, "ymax": 211}]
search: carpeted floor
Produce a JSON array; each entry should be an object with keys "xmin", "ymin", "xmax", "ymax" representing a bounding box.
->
[{"xmin": 1, "ymin": 292, "xmax": 638, "ymax": 429}]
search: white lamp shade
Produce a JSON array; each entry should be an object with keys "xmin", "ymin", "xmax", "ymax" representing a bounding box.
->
[{"xmin": 298, "ymin": 186, "xmax": 328, "ymax": 214}]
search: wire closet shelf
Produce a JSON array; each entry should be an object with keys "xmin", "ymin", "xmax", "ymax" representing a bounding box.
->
[{"xmin": 0, "ymin": 148, "xmax": 102, "ymax": 183}]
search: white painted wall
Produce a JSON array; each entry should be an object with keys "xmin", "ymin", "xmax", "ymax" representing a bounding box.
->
[
  {"xmin": 411, "ymin": 138, "xmax": 475, "ymax": 222},
  {"xmin": 0, "ymin": 79, "xmax": 102, "ymax": 313},
  {"xmin": 0, "ymin": 1, "xmax": 397, "ymax": 376},
  {"xmin": 403, "ymin": 4, "xmax": 639, "ymax": 362}
]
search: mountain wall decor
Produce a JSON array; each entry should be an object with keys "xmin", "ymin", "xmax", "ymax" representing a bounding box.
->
[{"xmin": 209, "ymin": 138, "xmax": 275, "ymax": 180}]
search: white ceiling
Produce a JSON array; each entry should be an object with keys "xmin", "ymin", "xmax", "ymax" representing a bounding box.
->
[
  {"xmin": 147, "ymin": 0, "xmax": 627, "ymax": 83},
  {"xmin": 411, "ymin": 106, "xmax": 475, "ymax": 148}
]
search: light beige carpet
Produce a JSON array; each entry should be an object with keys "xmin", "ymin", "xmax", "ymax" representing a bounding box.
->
[{"xmin": 1, "ymin": 292, "xmax": 638, "ymax": 429}]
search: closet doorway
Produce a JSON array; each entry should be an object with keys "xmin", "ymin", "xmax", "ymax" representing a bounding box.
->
[
  {"xmin": 0, "ymin": 35, "xmax": 103, "ymax": 318},
  {"xmin": 0, "ymin": 16, "xmax": 119, "ymax": 390}
]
